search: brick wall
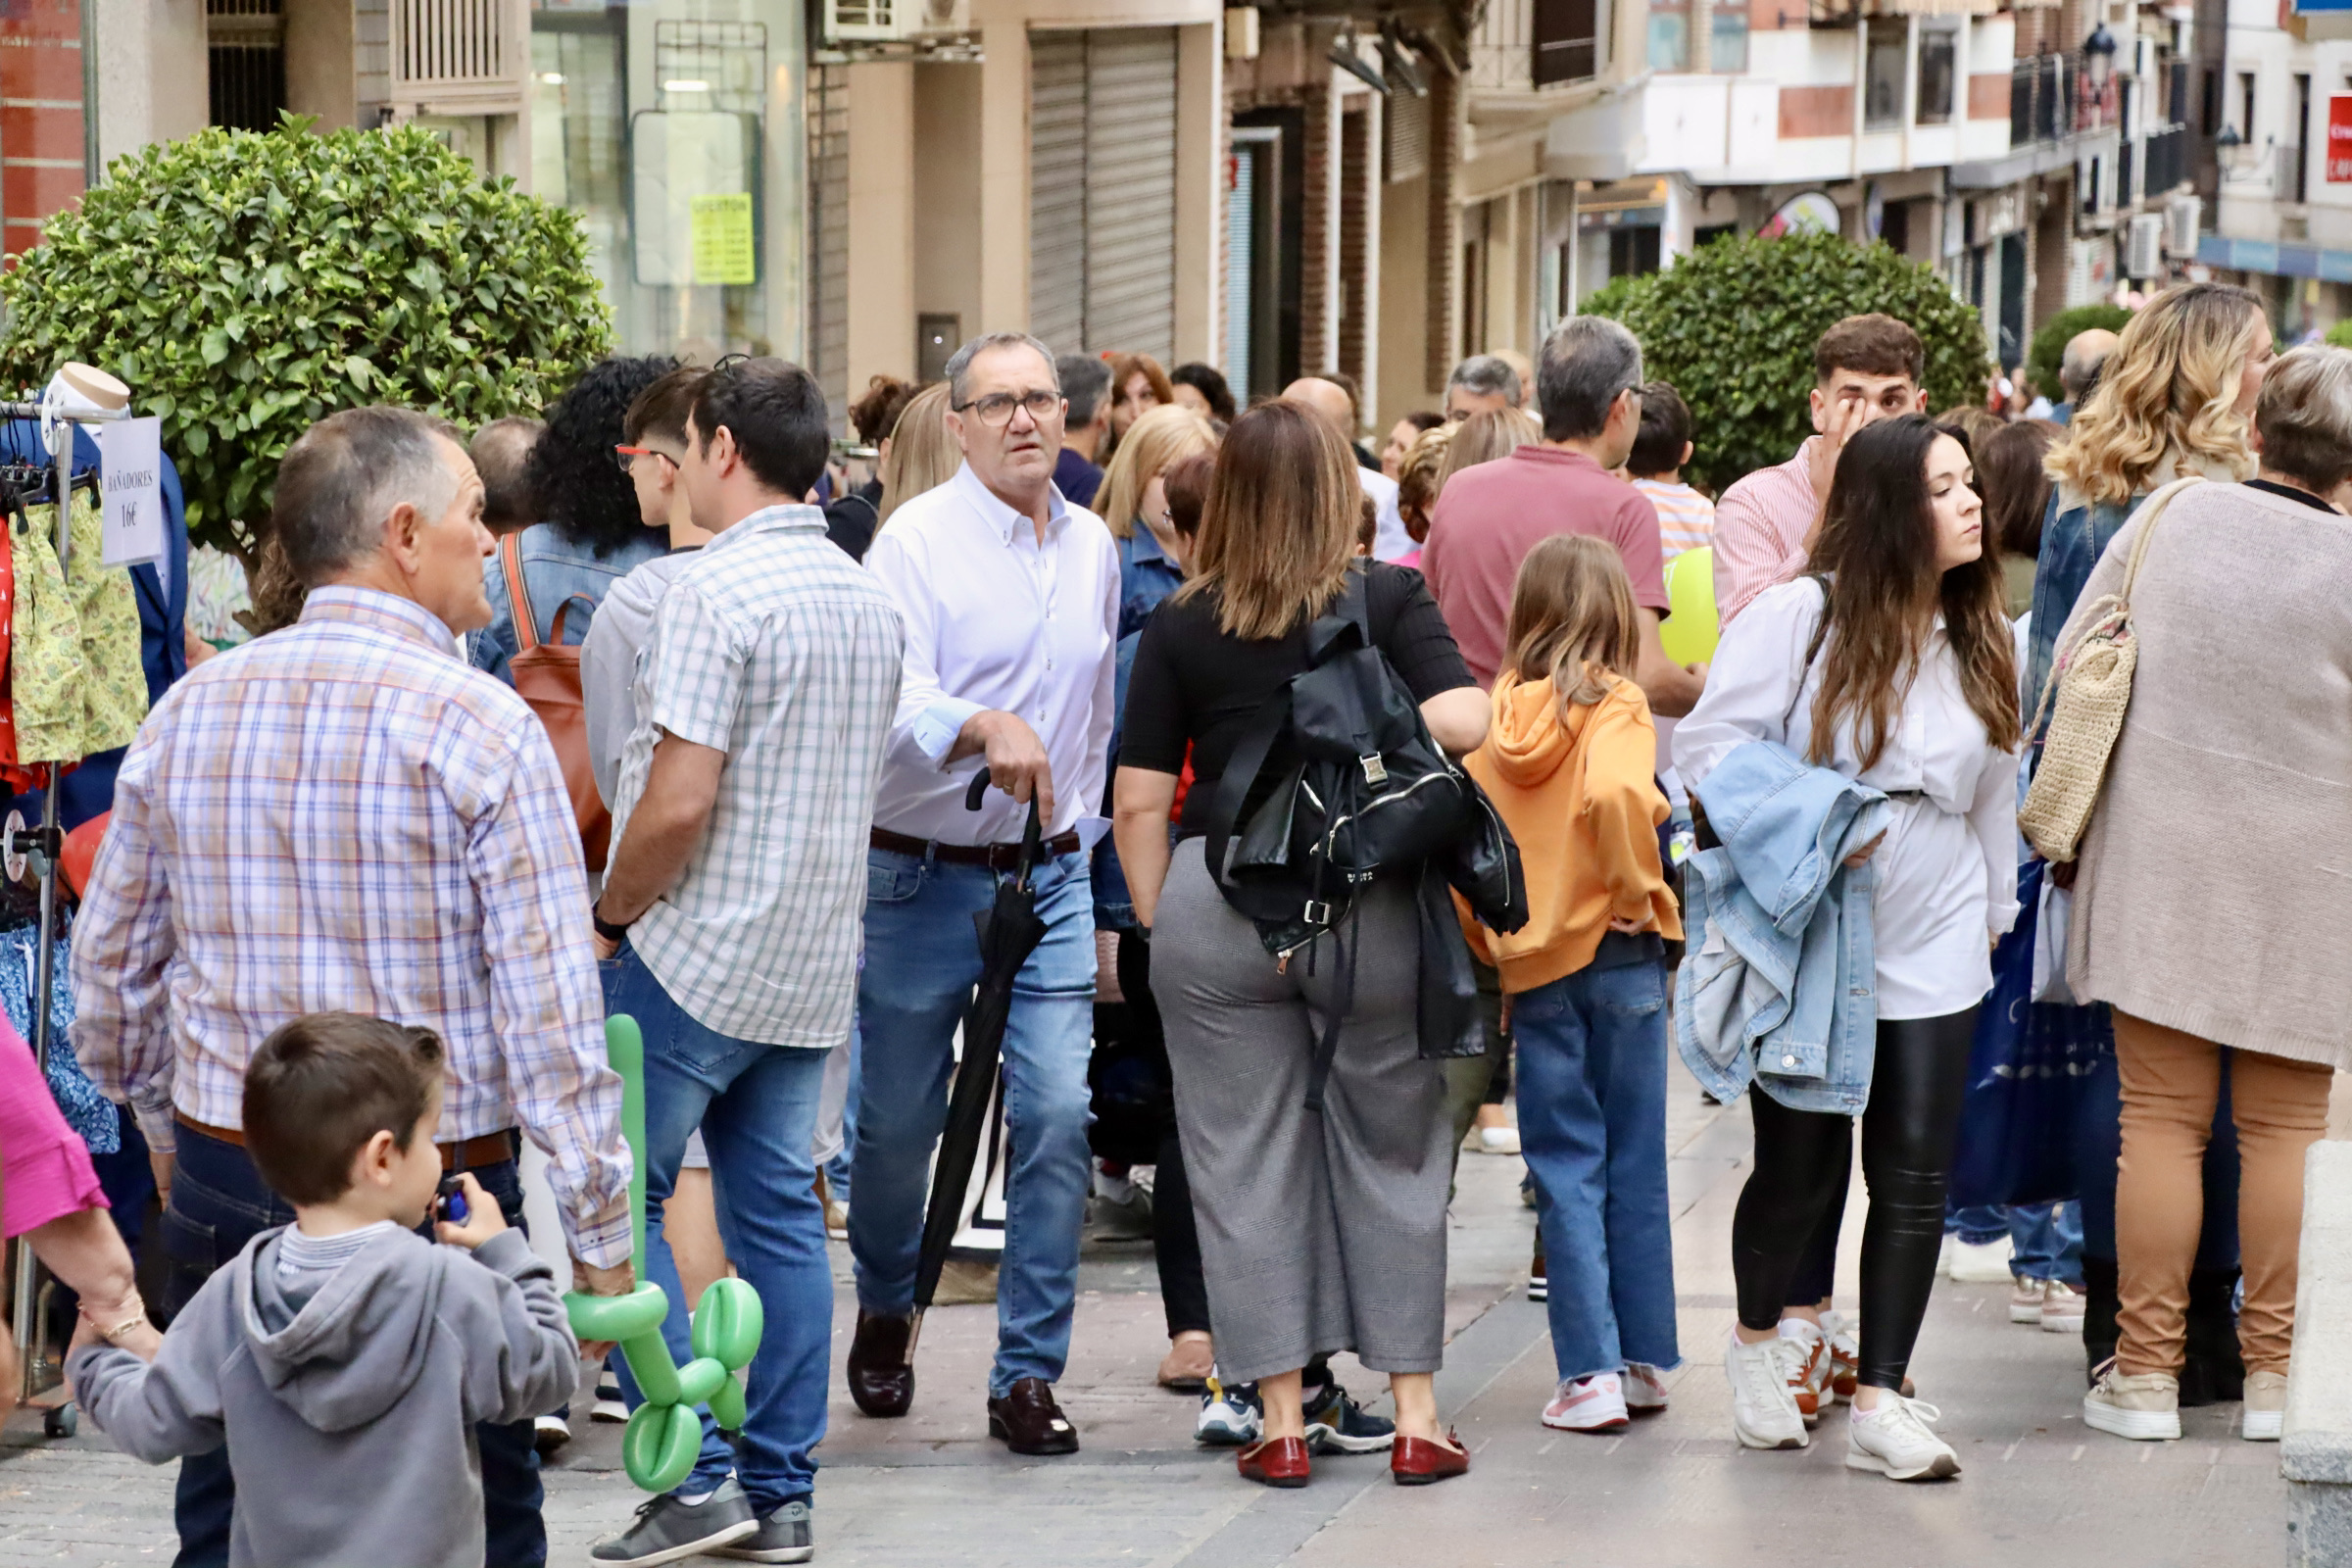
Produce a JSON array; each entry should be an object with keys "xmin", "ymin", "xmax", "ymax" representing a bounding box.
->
[
  {"xmin": 1299, "ymin": 75, "xmax": 1332, "ymax": 372},
  {"xmin": 1, "ymin": 0, "xmax": 83, "ymax": 256},
  {"xmin": 1423, "ymin": 71, "xmax": 1461, "ymax": 390},
  {"xmin": 1339, "ymin": 104, "xmax": 1370, "ymax": 387}
]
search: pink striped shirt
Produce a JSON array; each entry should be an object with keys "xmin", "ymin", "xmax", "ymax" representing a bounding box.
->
[{"xmin": 1711, "ymin": 438, "xmax": 1821, "ymax": 626}]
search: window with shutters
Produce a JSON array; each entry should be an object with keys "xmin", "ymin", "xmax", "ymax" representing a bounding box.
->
[
  {"xmin": 392, "ymin": 0, "xmax": 523, "ymax": 111},
  {"xmin": 208, "ymin": 0, "xmax": 286, "ymax": 130},
  {"xmin": 1532, "ymin": 0, "xmax": 1599, "ymax": 87},
  {"xmin": 1027, "ymin": 27, "xmax": 1178, "ymax": 363}
]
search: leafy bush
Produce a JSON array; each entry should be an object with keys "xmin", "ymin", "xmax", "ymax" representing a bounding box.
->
[
  {"xmin": 1581, "ymin": 231, "xmax": 1993, "ymax": 492},
  {"xmin": 2026, "ymin": 304, "xmax": 2132, "ymax": 402},
  {"xmin": 2326, "ymin": 318, "xmax": 2352, "ymax": 349},
  {"xmin": 0, "ymin": 117, "xmax": 612, "ymax": 561}
]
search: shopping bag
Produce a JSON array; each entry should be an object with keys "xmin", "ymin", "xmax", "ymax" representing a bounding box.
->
[
  {"xmin": 1947, "ymin": 859, "xmax": 2104, "ymax": 1208},
  {"xmin": 2031, "ymin": 877, "xmax": 2077, "ymax": 1004}
]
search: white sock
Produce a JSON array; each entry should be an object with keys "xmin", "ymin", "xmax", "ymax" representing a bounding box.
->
[
  {"xmin": 1778, "ymin": 1317, "xmax": 1823, "ymax": 1343},
  {"xmin": 675, "ymin": 1488, "xmax": 718, "ymax": 1506}
]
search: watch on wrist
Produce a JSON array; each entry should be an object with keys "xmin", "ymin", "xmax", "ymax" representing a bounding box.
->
[{"xmin": 592, "ymin": 910, "xmax": 633, "ymax": 945}]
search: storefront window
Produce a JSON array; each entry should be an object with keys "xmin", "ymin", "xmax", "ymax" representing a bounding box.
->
[
  {"xmin": 1708, "ymin": 2, "xmax": 1747, "ymax": 73},
  {"xmin": 529, "ymin": 0, "xmax": 806, "ymax": 364}
]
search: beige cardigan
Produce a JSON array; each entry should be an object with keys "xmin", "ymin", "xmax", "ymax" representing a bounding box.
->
[{"xmin": 2060, "ymin": 479, "xmax": 2352, "ymax": 1071}]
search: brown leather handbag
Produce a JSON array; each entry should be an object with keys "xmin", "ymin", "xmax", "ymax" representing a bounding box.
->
[{"xmin": 500, "ymin": 531, "xmax": 611, "ymax": 871}]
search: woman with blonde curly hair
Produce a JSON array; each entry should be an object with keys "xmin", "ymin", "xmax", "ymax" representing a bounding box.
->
[
  {"xmin": 1097, "ymin": 404, "xmax": 1220, "ymax": 637},
  {"xmin": 2025, "ymin": 279, "xmax": 2272, "ymax": 1402}
]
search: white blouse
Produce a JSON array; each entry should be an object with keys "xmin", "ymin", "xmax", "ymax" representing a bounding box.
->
[{"xmin": 1672, "ymin": 577, "xmax": 2020, "ymax": 1020}]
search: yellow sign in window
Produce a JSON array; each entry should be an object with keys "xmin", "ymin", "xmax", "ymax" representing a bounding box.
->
[{"xmin": 691, "ymin": 192, "xmax": 756, "ymax": 285}]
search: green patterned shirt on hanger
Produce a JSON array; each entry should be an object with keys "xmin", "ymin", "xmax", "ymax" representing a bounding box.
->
[{"xmin": 14, "ymin": 489, "xmax": 148, "ymax": 762}]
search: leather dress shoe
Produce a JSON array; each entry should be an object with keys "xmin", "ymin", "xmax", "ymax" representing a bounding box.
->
[
  {"xmin": 987, "ymin": 1376, "xmax": 1080, "ymax": 1455},
  {"xmin": 1390, "ymin": 1429, "xmax": 1470, "ymax": 1486},
  {"xmin": 1235, "ymin": 1435, "xmax": 1311, "ymax": 1488},
  {"xmin": 847, "ymin": 1309, "xmax": 913, "ymax": 1418}
]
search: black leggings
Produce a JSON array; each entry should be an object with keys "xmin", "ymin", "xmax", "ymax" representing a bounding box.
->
[
  {"xmin": 1118, "ymin": 932, "xmax": 1213, "ymax": 1338},
  {"xmin": 1731, "ymin": 1008, "xmax": 1977, "ymax": 1391}
]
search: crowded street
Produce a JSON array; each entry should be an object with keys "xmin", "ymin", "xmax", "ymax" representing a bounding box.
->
[{"xmin": 9, "ymin": 1054, "xmax": 2327, "ymax": 1566}]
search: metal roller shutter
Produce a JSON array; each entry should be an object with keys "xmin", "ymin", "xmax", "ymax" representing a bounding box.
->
[
  {"xmin": 1081, "ymin": 26, "xmax": 1177, "ymax": 363},
  {"xmin": 1028, "ymin": 30, "xmax": 1088, "ymax": 356}
]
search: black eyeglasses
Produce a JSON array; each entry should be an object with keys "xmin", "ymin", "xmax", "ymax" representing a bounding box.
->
[
  {"xmin": 954, "ymin": 389, "xmax": 1062, "ymax": 427},
  {"xmin": 613, "ymin": 445, "xmax": 677, "ymax": 474}
]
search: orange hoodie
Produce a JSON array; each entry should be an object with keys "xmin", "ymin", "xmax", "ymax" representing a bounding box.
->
[{"xmin": 1458, "ymin": 669, "xmax": 1683, "ymax": 994}]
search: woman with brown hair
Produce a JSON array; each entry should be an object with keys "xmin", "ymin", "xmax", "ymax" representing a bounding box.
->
[
  {"xmin": 1975, "ymin": 417, "xmax": 2057, "ymax": 620},
  {"xmin": 1393, "ymin": 420, "xmax": 1459, "ymax": 568},
  {"xmin": 1111, "ymin": 401, "xmax": 1487, "ymax": 1491},
  {"xmin": 1096, "ymin": 404, "xmax": 1220, "ymax": 637},
  {"xmin": 1675, "ymin": 413, "xmax": 2021, "ymax": 1482},
  {"xmin": 1105, "ymin": 353, "xmax": 1176, "ymax": 448}
]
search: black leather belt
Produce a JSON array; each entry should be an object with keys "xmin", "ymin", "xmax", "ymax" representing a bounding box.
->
[{"xmin": 870, "ymin": 826, "xmax": 1080, "ymax": 870}]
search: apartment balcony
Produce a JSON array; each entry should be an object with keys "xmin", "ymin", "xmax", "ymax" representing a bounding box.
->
[{"xmin": 1950, "ymin": 54, "xmax": 2118, "ymax": 190}]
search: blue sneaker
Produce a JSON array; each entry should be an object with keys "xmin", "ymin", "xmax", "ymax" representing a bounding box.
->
[
  {"xmin": 1196, "ymin": 1370, "xmax": 1263, "ymax": 1446},
  {"xmin": 1303, "ymin": 1380, "xmax": 1395, "ymax": 1453}
]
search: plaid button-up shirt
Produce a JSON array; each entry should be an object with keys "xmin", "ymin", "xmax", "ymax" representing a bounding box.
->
[
  {"xmin": 609, "ymin": 505, "xmax": 904, "ymax": 1047},
  {"xmin": 72, "ymin": 586, "xmax": 632, "ymax": 1265}
]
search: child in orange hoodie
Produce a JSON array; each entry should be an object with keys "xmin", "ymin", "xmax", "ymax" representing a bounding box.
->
[{"xmin": 1460, "ymin": 533, "xmax": 1685, "ymax": 1435}]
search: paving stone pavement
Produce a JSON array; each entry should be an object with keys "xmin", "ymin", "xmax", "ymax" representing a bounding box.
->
[{"xmin": 1, "ymin": 1055, "xmax": 2321, "ymax": 1568}]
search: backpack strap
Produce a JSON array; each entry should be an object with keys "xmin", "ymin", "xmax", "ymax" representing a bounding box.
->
[
  {"xmin": 500, "ymin": 531, "xmax": 540, "ymax": 654},
  {"xmin": 1200, "ymin": 691, "xmax": 1290, "ymax": 888}
]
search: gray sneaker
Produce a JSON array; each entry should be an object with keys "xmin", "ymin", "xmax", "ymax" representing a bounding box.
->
[
  {"xmin": 589, "ymin": 1478, "xmax": 759, "ymax": 1566},
  {"xmin": 714, "ymin": 1498, "xmax": 814, "ymax": 1563}
]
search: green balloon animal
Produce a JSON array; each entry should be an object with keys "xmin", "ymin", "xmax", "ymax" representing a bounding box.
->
[{"xmin": 564, "ymin": 1016, "xmax": 763, "ymax": 1493}]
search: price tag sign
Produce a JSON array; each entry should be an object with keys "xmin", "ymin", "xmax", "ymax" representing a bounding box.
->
[
  {"xmin": 100, "ymin": 416, "xmax": 167, "ymax": 567},
  {"xmin": 690, "ymin": 193, "xmax": 757, "ymax": 286}
]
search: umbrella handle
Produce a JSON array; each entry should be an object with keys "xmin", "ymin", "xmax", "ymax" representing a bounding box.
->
[{"xmin": 963, "ymin": 767, "xmax": 1048, "ymax": 885}]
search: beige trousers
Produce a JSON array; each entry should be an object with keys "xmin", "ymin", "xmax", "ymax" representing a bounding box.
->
[{"xmin": 2113, "ymin": 1011, "xmax": 2334, "ymax": 1378}]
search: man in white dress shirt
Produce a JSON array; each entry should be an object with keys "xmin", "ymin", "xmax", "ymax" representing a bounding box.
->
[
  {"xmin": 847, "ymin": 332, "xmax": 1120, "ymax": 1456},
  {"xmin": 1283, "ymin": 376, "xmax": 1411, "ymax": 562}
]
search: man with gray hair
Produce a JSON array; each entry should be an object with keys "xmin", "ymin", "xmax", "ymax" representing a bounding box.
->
[
  {"xmin": 74, "ymin": 405, "xmax": 634, "ymax": 1568},
  {"xmin": 1446, "ymin": 353, "xmax": 1523, "ymax": 421},
  {"xmin": 2054, "ymin": 326, "xmax": 2120, "ymax": 425},
  {"xmin": 1054, "ymin": 352, "xmax": 1112, "ymax": 508},
  {"xmin": 1423, "ymin": 317, "xmax": 1705, "ymax": 714},
  {"xmin": 847, "ymin": 332, "xmax": 1119, "ymax": 1456}
]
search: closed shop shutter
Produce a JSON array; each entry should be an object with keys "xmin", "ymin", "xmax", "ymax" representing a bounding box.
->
[
  {"xmin": 1028, "ymin": 30, "xmax": 1089, "ymax": 356},
  {"xmin": 1026, "ymin": 26, "xmax": 1177, "ymax": 360},
  {"xmin": 1081, "ymin": 26, "xmax": 1177, "ymax": 363}
]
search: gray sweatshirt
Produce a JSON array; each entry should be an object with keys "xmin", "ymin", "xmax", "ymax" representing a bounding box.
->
[{"xmin": 69, "ymin": 1226, "xmax": 577, "ymax": 1568}]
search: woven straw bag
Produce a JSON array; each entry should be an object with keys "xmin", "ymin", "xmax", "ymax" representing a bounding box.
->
[{"xmin": 2018, "ymin": 476, "xmax": 2200, "ymax": 862}]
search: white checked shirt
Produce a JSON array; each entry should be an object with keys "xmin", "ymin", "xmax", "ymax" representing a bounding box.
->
[
  {"xmin": 608, "ymin": 505, "xmax": 904, "ymax": 1048},
  {"xmin": 864, "ymin": 463, "xmax": 1119, "ymax": 845},
  {"xmin": 71, "ymin": 587, "xmax": 634, "ymax": 1266}
]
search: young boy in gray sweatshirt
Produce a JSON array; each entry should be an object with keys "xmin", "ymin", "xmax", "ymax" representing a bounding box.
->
[{"xmin": 70, "ymin": 1012, "xmax": 581, "ymax": 1568}]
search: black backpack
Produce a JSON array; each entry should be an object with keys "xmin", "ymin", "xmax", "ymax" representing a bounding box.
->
[{"xmin": 1200, "ymin": 565, "xmax": 1527, "ymax": 1103}]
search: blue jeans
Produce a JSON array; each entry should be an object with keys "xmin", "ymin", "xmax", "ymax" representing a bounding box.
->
[
  {"xmin": 851, "ymin": 846, "xmax": 1096, "ymax": 1396},
  {"xmin": 1946, "ymin": 1201, "xmax": 2085, "ymax": 1285},
  {"xmin": 603, "ymin": 943, "xmax": 834, "ymax": 1516},
  {"xmin": 162, "ymin": 1125, "xmax": 544, "ymax": 1568},
  {"xmin": 1513, "ymin": 959, "xmax": 1682, "ymax": 1382}
]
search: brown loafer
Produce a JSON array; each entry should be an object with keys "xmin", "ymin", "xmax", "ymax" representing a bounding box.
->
[
  {"xmin": 987, "ymin": 1376, "xmax": 1080, "ymax": 1455},
  {"xmin": 1157, "ymin": 1332, "xmax": 1215, "ymax": 1393},
  {"xmin": 1236, "ymin": 1435, "xmax": 1311, "ymax": 1488},
  {"xmin": 847, "ymin": 1309, "xmax": 913, "ymax": 1418}
]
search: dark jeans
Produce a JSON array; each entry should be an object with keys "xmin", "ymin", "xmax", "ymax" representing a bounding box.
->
[
  {"xmin": 2078, "ymin": 1041, "xmax": 2240, "ymax": 1270},
  {"xmin": 161, "ymin": 1124, "xmax": 546, "ymax": 1568},
  {"xmin": 1732, "ymin": 1010, "xmax": 1978, "ymax": 1391}
]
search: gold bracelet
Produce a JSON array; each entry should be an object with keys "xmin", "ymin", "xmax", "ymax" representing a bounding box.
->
[{"xmin": 82, "ymin": 1290, "xmax": 151, "ymax": 1346}]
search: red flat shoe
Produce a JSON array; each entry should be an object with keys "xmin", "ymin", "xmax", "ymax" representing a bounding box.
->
[
  {"xmin": 1236, "ymin": 1435, "xmax": 1312, "ymax": 1488},
  {"xmin": 1391, "ymin": 1429, "xmax": 1470, "ymax": 1486}
]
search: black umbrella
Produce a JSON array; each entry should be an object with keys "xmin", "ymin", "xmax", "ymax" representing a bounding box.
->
[{"xmin": 908, "ymin": 767, "xmax": 1047, "ymax": 1349}]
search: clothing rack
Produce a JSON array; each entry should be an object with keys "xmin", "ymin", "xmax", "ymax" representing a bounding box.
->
[{"xmin": 1, "ymin": 390, "xmax": 128, "ymax": 1420}]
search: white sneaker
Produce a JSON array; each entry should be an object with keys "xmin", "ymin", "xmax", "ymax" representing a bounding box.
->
[
  {"xmin": 1845, "ymin": 1395, "xmax": 1961, "ymax": 1481},
  {"xmin": 1726, "ymin": 1335, "xmax": 1810, "ymax": 1450},
  {"xmin": 2082, "ymin": 1360, "xmax": 2180, "ymax": 1442},
  {"xmin": 2242, "ymin": 1369, "xmax": 2287, "ymax": 1442},
  {"xmin": 1820, "ymin": 1310, "xmax": 1858, "ymax": 1405},
  {"xmin": 1479, "ymin": 1125, "xmax": 1523, "ymax": 1155},
  {"xmin": 1542, "ymin": 1372, "xmax": 1629, "ymax": 1432},
  {"xmin": 1623, "ymin": 1361, "xmax": 1669, "ymax": 1413},
  {"xmin": 1776, "ymin": 1319, "xmax": 1826, "ymax": 1427},
  {"xmin": 2008, "ymin": 1277, "xmax": 2048, "ymax": 1325},
  {"xmin": 2038, "ymin": 1280, "xmax": 2086, "ymax": 1334},
  {"xmin": 1945, "ymin": 1235, "xmax": 2016, "ymax": 1284}
]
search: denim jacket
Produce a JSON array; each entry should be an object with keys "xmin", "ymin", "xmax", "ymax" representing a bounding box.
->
[
  {"xmin": 1674, "ymin": 741, "xmax": 1889, "ymax": 1113},
  {"xmin": 471, "ymin": 521, "xmax": 669, "ymax": 686},
  {"xmin": 2022, "ymin": 486, "xmax": 2139, "ymax": 727},
  {"xmin": 1115, "ymin": 527, "xmax": 1186, "ymax": 642}
]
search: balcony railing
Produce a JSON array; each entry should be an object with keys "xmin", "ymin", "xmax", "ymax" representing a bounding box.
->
[
  {"xmin": 2010, "ymin": 56, "xmax": 2064, "ymax": 145},
  {"xmin": 2142, "ymin": 124, "xmax": 2188, "ymax": 198}
]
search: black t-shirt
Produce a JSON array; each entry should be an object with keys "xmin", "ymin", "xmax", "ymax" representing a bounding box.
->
[{"xmin": 1122, "ymin": 561, "xmax": 1475, "ymax": 836}]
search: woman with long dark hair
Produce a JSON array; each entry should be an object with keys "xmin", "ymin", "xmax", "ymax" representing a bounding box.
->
[
  {"xmin": 1112, "ymin": 401, "xmax": 1488, "ymax": 1491},
  {"xmin": 473, "ymin": 354, "xmax": 681, "ymax": 683},
  {"xmin": 1674, "ymin": 414, "xmax": 2022, "ymax": 1482}
]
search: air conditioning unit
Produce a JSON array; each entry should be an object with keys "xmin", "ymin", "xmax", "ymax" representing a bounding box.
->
[
  {"xmin": 824, "ymin": 0, "xmax": 908, "ymax": 43},
  {"xmin": 389, "ymin": 0, "xmax": 525, "ymax": 115},
  {"xmin": 2125, "ymin": 213, "xmax": 2165, "ymax": 278},
  {"xmin": 2164, "ymin": 194, "xmax": 2201, "ymax": 257}
]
